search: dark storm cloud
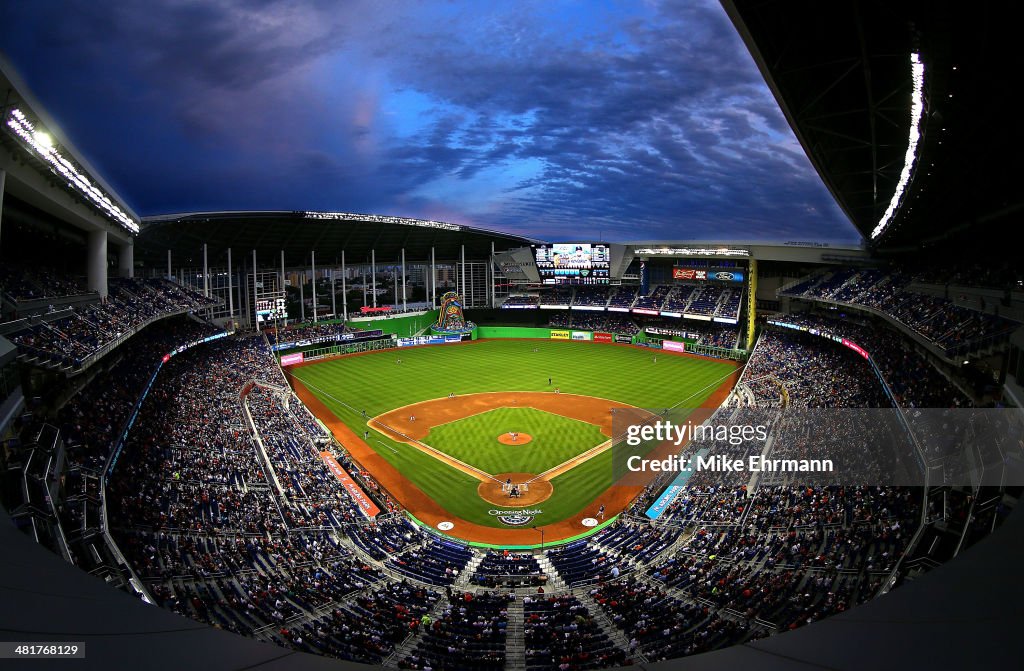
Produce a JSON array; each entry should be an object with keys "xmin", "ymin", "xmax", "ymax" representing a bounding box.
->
[{"xmin": 0, "ymin": 0, "xmax": 860, "ymax": 242}]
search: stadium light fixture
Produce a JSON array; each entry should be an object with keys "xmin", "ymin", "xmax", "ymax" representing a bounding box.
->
[
  {"xmin": 33, "ymin": 130, "xmax": 53, "ymax": 149},
  {"xmin": 5, "ymin": 108, "xmax": 140, "ymax": 234},
  {"xmin": 634, "ymin": 247, "xmax": 749, "ymax": 257},
  {"xmin": 304, "ymin": 211, "xmax": 461, "ymax": 232},
  {"xmin": 871, "ymin": 53, "xmax": 926, "ymax": 240}
]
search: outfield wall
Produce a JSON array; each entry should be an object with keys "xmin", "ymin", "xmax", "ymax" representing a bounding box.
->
[
  {"xmin": 476, "ymin": 326, "xmax": 555, "ymax": 339},
  {"xmin": 348, "ymin": 310, "xmax": 440, "ymax": 337},
  {"xmin": 476, "ymin": 325, "xmax": 644, "ymax": 343}
]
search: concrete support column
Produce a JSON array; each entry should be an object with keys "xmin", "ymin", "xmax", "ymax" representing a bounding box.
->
[
  {"xmin": 490, "ymin": 241, "xmax": 496, "ymax": 308},
  {"xmin": 341, "ymin": 251, "xmax": 348, "ymax": 321},
  {"xmin": 311, "ymin": 250, "xmax": 318, "ymax": 323},
  {"xmin": 117, "ymin": 240, "xmax": 134, "ymax": 279},
  {"xmin": 431, "ymin": 247, "xmax": 437, "ymax": 307},
  {"xmin": 0, "ymin": 169, "xmax": 6, "ymax": 255},
  {"xmin": 300, "ymin": 277, "xmax": 305, "ymax": 322},
  {"xmin": 167, "ymin": 249, "xmax": 172, "ymax": 281},
  {"xmin": 331, "ymin": 266, "xmax": 337, "ymax": 319},
  {"xmin": 202, "ymin": 243, "xmax": 209, "ymax": 297},
  {"xmin": 252, "ymin": 249, "xmax": 259, "ymax": 332},
  {"xmin": 87, "ymin": 229, "xmax": 108, "ymax": 298},
  {"xmin": 401, "ymin": 248, "xmax": 407, "ymax": 312},
  {"xmin": 227, "ymin": 247, "xmax": 234, "ymax": 324},
  {"xmin": 460, "ymin": 244, "xmax": 466, "ymax": 302},
  {"xmin": 280, "ymin": 250, "xmax": 286, "ymax": 297},
  {"xmin": 371, "ymin": 249, "xmax": 377, "ymax": 307}
]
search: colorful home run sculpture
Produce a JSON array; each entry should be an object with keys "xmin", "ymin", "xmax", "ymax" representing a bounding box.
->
[{"xmin": 433, "ymin": 291, "xmax": 475, "ymax": 334}]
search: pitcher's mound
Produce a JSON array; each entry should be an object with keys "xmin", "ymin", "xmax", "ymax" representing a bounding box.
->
[
  {"xmin": 498, "ymin": 432, "xmax": 533, "ymax": 445},
  {"xmin": 478, "ymin": 472, "xmax": 553, "ymax": 506}
]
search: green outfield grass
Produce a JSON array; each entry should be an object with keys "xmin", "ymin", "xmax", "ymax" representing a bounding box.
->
[
  {"xmin": 290, "ymin": 339, "xmax": 735, "ymax": 528},
  {"xmin": 424, "ymin": 407, "xmax": 607, "ymax": 475}
]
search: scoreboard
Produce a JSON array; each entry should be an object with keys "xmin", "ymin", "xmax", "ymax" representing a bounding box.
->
[{"xmin": 533, "ymin": 243, "xmax": 610, "ymax": 285}]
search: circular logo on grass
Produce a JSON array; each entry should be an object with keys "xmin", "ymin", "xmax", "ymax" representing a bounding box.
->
[
  {"xmin": 488, "ymin": 509, "xmax": 541, "ymax": 526},
  {"xmin": 581, "ymin": 517, "xmax": 599, "ymax": 527},
  {"xmin": 437, "ymin": 521, "xmax": 455, "ymax": 531}
]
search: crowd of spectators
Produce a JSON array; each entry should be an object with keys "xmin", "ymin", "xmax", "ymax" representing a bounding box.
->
[
  {"xmin": 0, "ymin": 262, "xmax": 94, "ymax": 301},
  {"xmin": 400, "ymin": 590, "xmax": 509, "ymax": 670},
  {"xmin": 547, "ymin": 312, "xmax": 640, "ymax": 335},
  {"xmin": 743, "ymin": 329, "xmax": 889, "ymax": 408},
  {"xmin": 265, "ymin": 322, "xmax": 359, "ymax": 346},
  {"xmin": 524, "ymin": 594, "xmax": 629, "ymax": 670},
  {"xmin": 8, "ymin": 278, "xmax": 217, "ymax": 368},
  {"xmin": 766, "ymin": 314, "xmax": 970, "ymax": 408},
  {"xmin": 783, "ymin": 267, "xmax": 1017, "ymax": 354}
]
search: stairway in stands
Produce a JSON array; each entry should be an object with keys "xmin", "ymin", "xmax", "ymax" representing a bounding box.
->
[
  {"xmin": 383, "ymin": 594, "xmax": 450, "ymax": 667},
  {"xmin": 534, "ymin": 553, "xmax": 567, "ymax": 590},
  {"xmin": 454, "ymin": 550, "xmax": 486, "ymax": 586},
  {"xmin": 503, "ymin": 598, "xmax": 526, "ymax": 671},
  {"xmin": 579, "ymin": 595, "xmax": 646, "ymax": 665}
]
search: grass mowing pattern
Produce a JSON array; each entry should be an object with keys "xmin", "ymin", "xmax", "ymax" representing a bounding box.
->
[
  {"xmin": 424, "ymin": 407, "xmax": 607, "ymax": 475},
  {"xmin": 291, "ymin": 339, "xmax": 734, "ymax": 527}
]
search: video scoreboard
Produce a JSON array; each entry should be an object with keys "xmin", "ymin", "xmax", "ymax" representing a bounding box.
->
[{"xmin": 532, "ymin": 243, "xmax": 610, "ymax": 285}]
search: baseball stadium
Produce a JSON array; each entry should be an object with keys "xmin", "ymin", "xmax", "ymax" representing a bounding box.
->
[{"xmin": 1, "ymin": 3, "xmax": 1023, "ymax": 671}]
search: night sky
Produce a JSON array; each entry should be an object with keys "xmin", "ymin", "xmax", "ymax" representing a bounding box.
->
[{"xmin": 0, "ymin": 0, "xmax": 861, "ymax": 243}]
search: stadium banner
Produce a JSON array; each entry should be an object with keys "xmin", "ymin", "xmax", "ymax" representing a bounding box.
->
[
  {"xmin": 550, "ymin": 330, "xmax": 571, "ymax": 340},
  {"xmin": 571, "ymin": 331, "xmax": 591, "ymax": 341},
  {"xmin": 662, "ymin": 340, "xmax": 686, "ymax": 353},
  {"xmin": 280, "ymin": 352, "xmax": 305, "ymax": 366},
  {"xmin": 594, "ymin": 332, "xmax": 613, "ymax": 343},
  {"xmin": 614, "ymin": 333, "xmax": 633, "ymax": 344},
  {"xmin": 319, "ymin": 452, "xmax": 380, "ymax": 518},
  {"xmin": 672, "ymin": 268, "xmax": 706, "ymax": 280},
  {"xmin": 571, "ymin": 305, "xmax": 606, "ymax": 311},
  {"xmin": 842, "ymin": 338, "xmax": 870, "ymax": 359},
  {"xmin": 709, "ymin": 270, "xmax": 744, "ymax": 282},
  {"xmin": 713, "ymin": 317, "xmax": 739, "ymax": 324},
  {"xmin": 683, "ymin": 313, "xmax": 713, "ymax": 321},
  {"xmin": 607, "ymin": 306, "xmax": 631, "ymax": 313},
  {"xmin": 397, "ymin": 335, "xmax": 463, "ymax": 347},
  {"xmin": 645, "ymin": 448, "xmax": 708, "ymax": 519},
  {"xmin": 632, "ymin": 308, "xmax": 660, "ymax": 316},
  {"xmin": 660, "ymin": 311, "xmax": 683, "ymax": 318},
  {"xmin": 673, "ymin": 268, "xmax": 745, "ymax": 282}
]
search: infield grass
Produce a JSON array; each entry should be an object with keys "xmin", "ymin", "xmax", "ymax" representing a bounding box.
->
[
  {"xmin": 290, "ymin": 339, "xmax": 734, "ymax": 528},
  {"xmin": 424, "ymin": 407, "xmax": 608, "ymax": 475}
]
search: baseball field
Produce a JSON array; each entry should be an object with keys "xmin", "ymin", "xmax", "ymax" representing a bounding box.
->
[{"xmin": 286, "ymin": 338, "xmax": 737, "ymax": 546}]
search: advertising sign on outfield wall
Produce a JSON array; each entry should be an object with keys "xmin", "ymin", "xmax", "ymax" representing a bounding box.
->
[
  {"xmin": 594, "ymin": 332, "xmax": 613, "ymax": 343},
  {"xmin": 661, "ymin": 340, "xmax": 686, "ymax": 353},
  {"xmin": 571, "ymin": 331, "xmax": 591, "ymax": 341},
  {"xmin": 550, "ymin": 330, "xmax": 571, "ymax": 340},
  {"xmin": 280, "ymin": 352, "xmax": 305, "ymax": 366},
  {"xmin": 614, "ymin": 334, "xmax": 633, "ymax": 344}
]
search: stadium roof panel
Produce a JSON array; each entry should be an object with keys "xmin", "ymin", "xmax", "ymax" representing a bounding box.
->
[
  {"xmin": 137, "ymin": 210, "xmax": 541, "ymax": 267},
  {"xmin": 723, "ymin": 1, "xmax": 1021, "ymax": 250}
]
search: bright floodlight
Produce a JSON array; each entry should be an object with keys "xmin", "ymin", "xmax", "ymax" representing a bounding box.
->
[
  {"xmin": 871, "ymin": 53, "xmax": 926, "ymax": 240},
  {"xmin": 33, "ymin": 130, "xmax": 53, "ymax": 149}
]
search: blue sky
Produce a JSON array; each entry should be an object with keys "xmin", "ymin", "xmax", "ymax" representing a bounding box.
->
[{"xmin": 0, "ymin": 0, "xmax": 861, "ymax": 243}]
